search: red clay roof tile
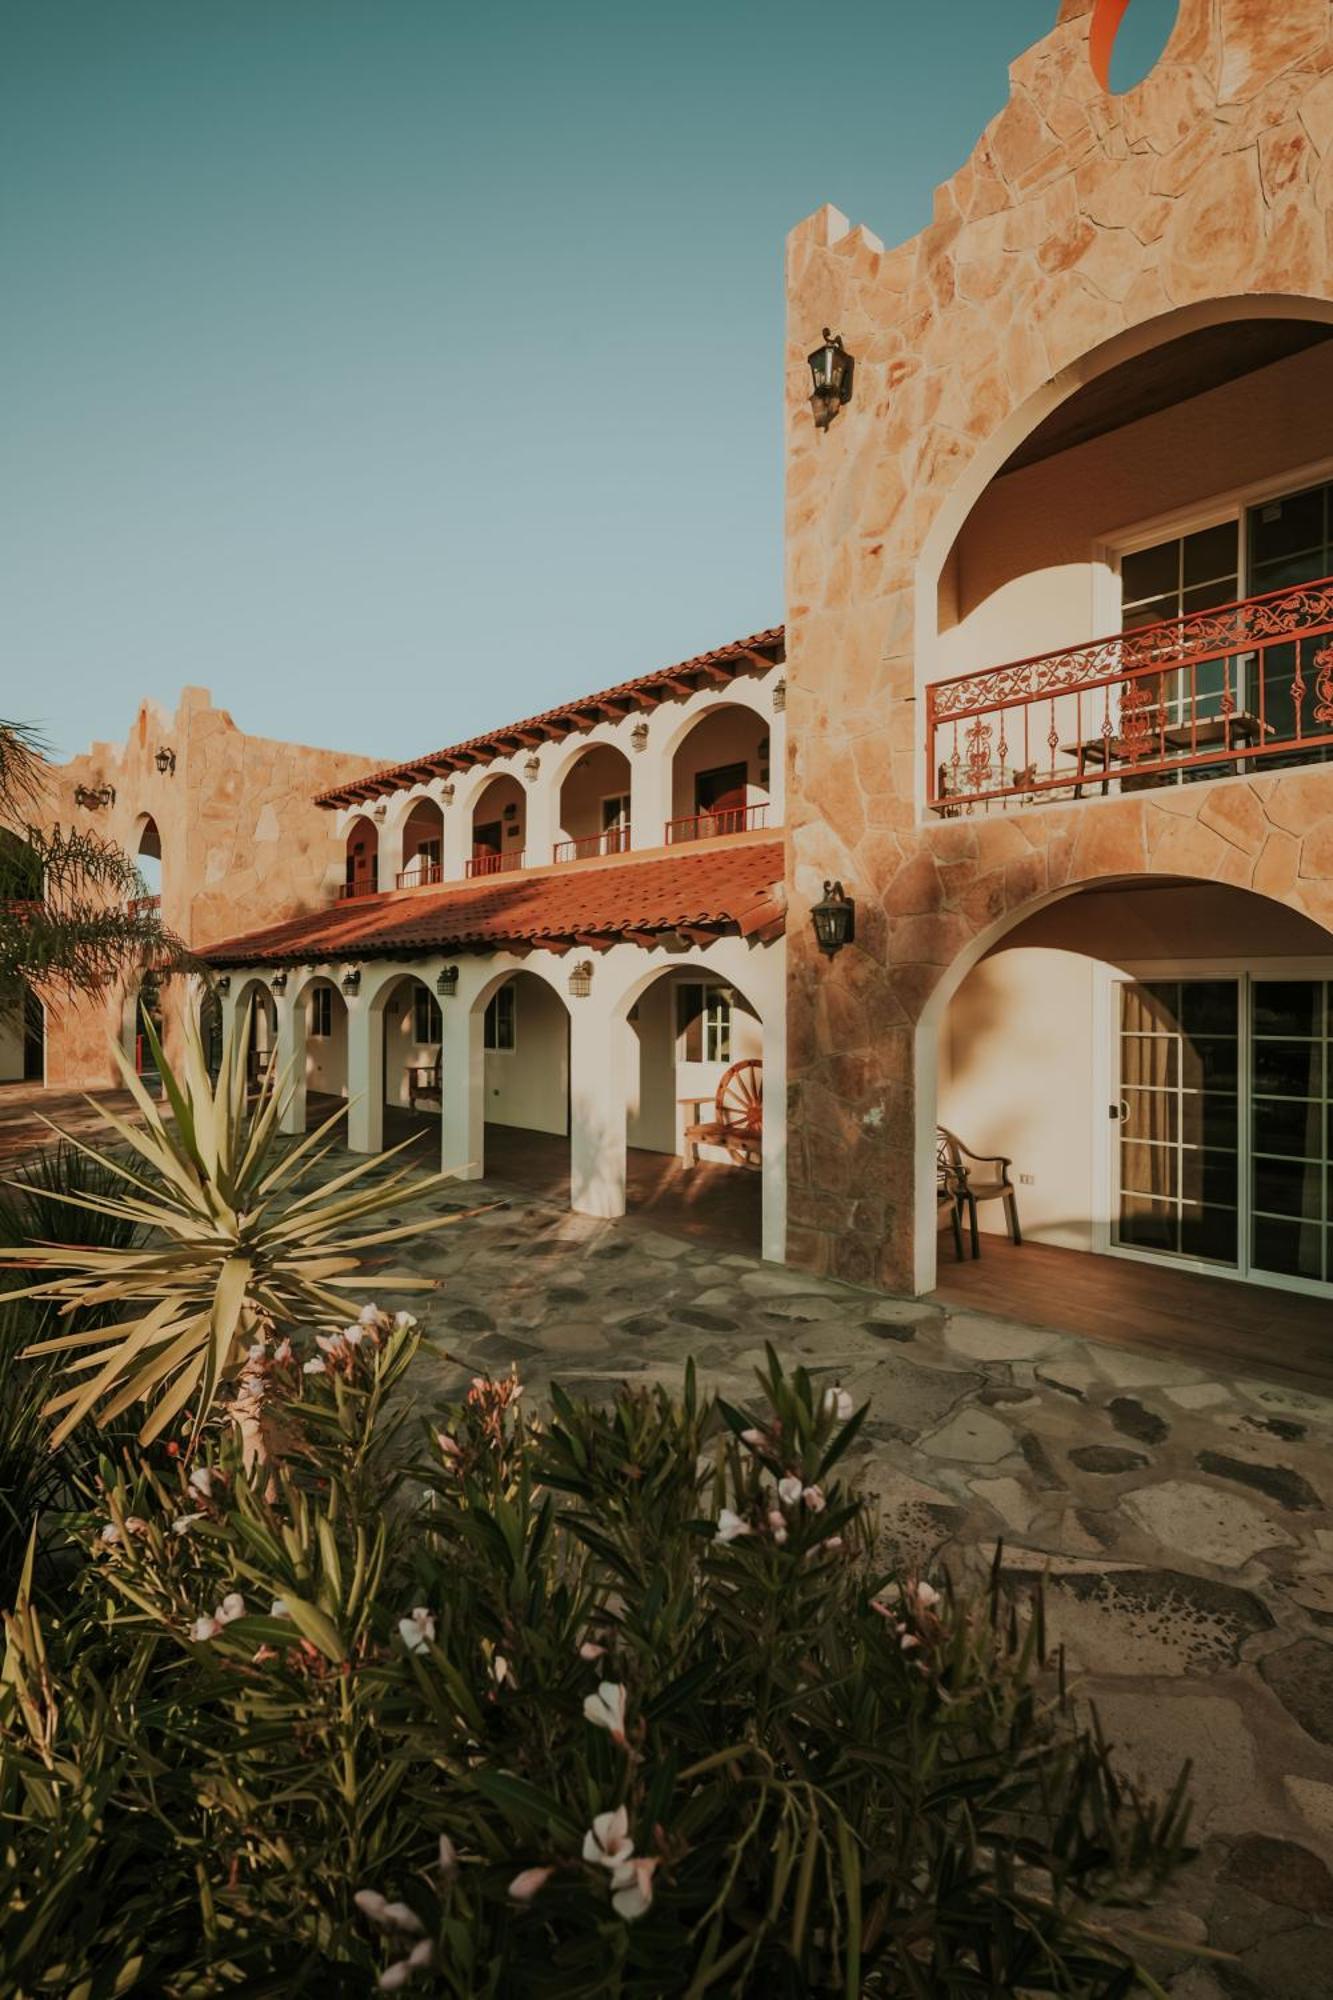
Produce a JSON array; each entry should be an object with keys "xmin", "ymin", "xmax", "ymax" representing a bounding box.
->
[{"xmin": 200, "ymin": 837, "xmax": 785, "ymax": 966}]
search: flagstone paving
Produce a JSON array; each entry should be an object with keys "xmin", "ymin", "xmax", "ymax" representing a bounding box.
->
[{"xmin": 360, "ymin": 1175, "xmax": 1333, "ymax": 1994}]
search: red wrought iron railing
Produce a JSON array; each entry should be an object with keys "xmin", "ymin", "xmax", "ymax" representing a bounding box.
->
[
  {"xmin": 127, "ymin": 894, "xmax": 161, "ymax": 918},
  {"xmin": 395, "ymin": 861, "xmax": 445, "ymax": 888},
  {"xmin": 553, "ymin": 827, "xmax": 632, "ymax": 864},
  {"xmin": 664, "ymin": 802, "xmax": 770, "ymax": 844},
  {"xmin": 926, "ymin": 574, "xmax": 1333, "ymax": 814},
  {"xmin": 465, "ymin": 849, "xmax": 524, "ymax": 878},
  {"xmin": 337, "ymin": 878, "xmax": 379, "ymax": 900}
]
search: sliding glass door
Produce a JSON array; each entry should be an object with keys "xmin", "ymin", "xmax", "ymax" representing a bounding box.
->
[{"xmin": 1113, "ymin": 974, "xmax": 1333, "ymax": 1293}]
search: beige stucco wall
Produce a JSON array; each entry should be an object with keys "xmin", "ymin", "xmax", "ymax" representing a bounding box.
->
[
  {"xmin": 484, "ymin": 974, "xmax": 569, "ymax": 1136},
  {"xmin": 304, "ymin": 979, "xmax": 348, "ymax": 1098},
  {"xmin": 670, "ymin": 705, "xmax": 772, "ymax": 824},
  {"xmin": 36, "ymin": 688, "xmax": 375, "ymax": 1089},
  {"xmin": 783, "ymin": 0, "xmax": 1333, "ymax": 1291}
]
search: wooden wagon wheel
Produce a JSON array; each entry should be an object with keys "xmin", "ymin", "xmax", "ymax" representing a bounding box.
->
[{"xmin": 716, "ymin": 1058, "xmax": 763, "ymax": 1169}]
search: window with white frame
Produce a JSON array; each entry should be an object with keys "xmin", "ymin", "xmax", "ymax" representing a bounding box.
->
[
  {"xmin": 484, "ymin": 983, "xmax": 516, "ymax": 1052},
  {"xmin": 677, "ymin": 983, "xmax": 732, "ymax": 1064},
  {"xmin": 413, "ymin": 987, "xmax": 443, "ymax": 1045},
  {"xmin": 310, "ymin": 986, "xmax": 333, "ymax": 1038}
]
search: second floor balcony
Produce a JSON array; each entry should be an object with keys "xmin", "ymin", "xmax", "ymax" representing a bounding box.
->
[{"xmin": 927, "ymin": 573, "xmax": 1333, "ymax": 817}]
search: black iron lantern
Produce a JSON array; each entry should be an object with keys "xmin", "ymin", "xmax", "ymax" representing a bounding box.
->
[
  {"xmin": 271, "ymin": 970, "xmax": 288, "ymax": 994},
  {"xmin": 342, "ymin": 967, "xmax": 362, "ymax": 995},
  {"xmin": 216, "ymin": 974, "xmax": 231, "ymax": 995},
  {"xmin": 808, "ymin": 328, "xmax": 854, "ymax": 430},
  {"xmin": 811, "ymin": 880, "xmax": 855, "ymax": 957},
  {"xmin": 155, "ymin": 746, "xmax": 177, "ymax": 775},
  {"xmin": 567, "ymin": 959, "xmax": 594, "ymax": 999},
  {"xmin": 436, "ymin": 965, "xmax": 459, "ymax": 998}
]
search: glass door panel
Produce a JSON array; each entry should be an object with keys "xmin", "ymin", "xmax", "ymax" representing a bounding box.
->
[
  {"xmin": 1115, "ymin": 979, "xmax": 1239, "ymax": 1266},
  {"xmin": 1250, "ymin": 979, "xmax": 1329, "ymax": 1283}
]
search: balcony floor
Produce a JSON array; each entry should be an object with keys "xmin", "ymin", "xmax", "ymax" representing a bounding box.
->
[{"xmin": 931, "ymin": 1233, "xmax": 1333, "ymax": 1394}]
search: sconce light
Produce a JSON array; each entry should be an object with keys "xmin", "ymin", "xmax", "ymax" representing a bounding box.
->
[
  {"xmin": 216, "ymin": 975, "xmax": 231, "ymax": 995},
  {"xmin": 342, "ymin": 967, "xmax": 362, "ymax": 995},
  {"xmin": 74, "ymin": 782, "xmax": 116, "ymax": 810},
  {"xmin": 372, "ymin": 801, "xmax": 387, "ymax": 823},
  {"xmin": 154, "ymin": 746, "xmax": 177, "ymax": 775},
  {"xmin": 523, "ymin": 753, "xmax": 541, "ymax": 782},
  {"xmin": 808, "ymin": 328, "xmax": 854, "ymax": 431},
  {"xmin": 568, "ymin": 959, "xmax": 594, "ymax": 999},
  {"xmin": 436, "ymin": 965, "xmax": 459, "ymax": 998},
  {"xmin": 773, "ymin": 677, "xmax": 787, "ymax": 713},
  {"xmin": 440, "ymin": 781, "xmax": 455, "ymax": 805},
  {"xmin": 631, "ymin": 719, "xmax": 650, "ymax": 753},
  {"xmin": 271, "ymin": 970, "xmax": 288, "ymax": 994},
  {"xmin": 811, "ymin": 880, "xmax": 855, "ymax": 958}
]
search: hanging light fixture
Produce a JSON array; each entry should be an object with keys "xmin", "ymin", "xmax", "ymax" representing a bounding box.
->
[
  {"xmin": 271, "ymin": 970, "xmax": 288, "ymax": 994},
  {"xmin": 342, "ymin": 967, "xmax": 362, "ymax": 995},
  {"xmin": 154, "ymin": 746, "xmax": 177, "ymax": 775},
  {"xmin": 811, "ymin": 881, "xmax": 855, "ymax": 957},
  {"xmin": 440, "ymin": 781, "xmax": 455, "ymax": 805},
  {"xmin": 808, "ymin": 329, "xmax": 854, "ymax": 430},
  {"xmin": 523, "ymin": 752, "xmax": 541, "ymax": 782},
  {"xmin": 216, "ymin": 975, "xmax": 231, "ymax": 995},
  {"xmin": 436, "ymin": 965, "xmax": 459, "ymax": 998},
  {"xmin": 631, "ymin": 719, "xmax": 650, "ymax": 753},
  {"xmin": 567, "ymin": 959, "xmax": 594, "ymax": 998}
]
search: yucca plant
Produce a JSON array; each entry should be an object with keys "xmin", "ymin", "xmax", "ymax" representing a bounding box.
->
[{"xmin": 0, "ymin": 1005, "xmax": 470, "ymax": 1452}]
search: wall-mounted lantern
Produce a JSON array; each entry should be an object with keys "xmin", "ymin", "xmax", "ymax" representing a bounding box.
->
[
  {"xmin": 567, "ymin": 959, "xmax": 594, "ymax": 999},
  {"xmin": 436, "ymin": 965, "xmax": 459, "ymax": 998},
  {"xmin": 341, "ymin": 967, "xmax": 362, "ymax": 995},
  {"xmin": 523, "ymin": 752, "xmax": 541, "ymax": 782},
  {"xmin": 808, "ymin": 329, "xmax": 854, "ymax": 431},
  {"xmin": 372, "ymin": 801, "xmax": 387, "ymax": 823},
  {"xmin": 74, "ymin": 782, "xmax": 116, "ymax": 810},
  {"xmin": 773, "ymin": 677, "xmax": 787, "ymax": 713},
  {"xmin": 631, "ymin": 719, "xmax": 650, "ymax": 753},
  {"xmin": 271, "ymin": 970, "xmax": 288, "ymax": 994},
  {"xmin": 154, "ymin": 746, "xmax": 177, "ymax": 775},
  {"xmin": 811, "ymin": 880, "xmax": 855, "ymax": 958},
  {"xmin": 440, "ymin": 781, "xmax": 455, "ymax": 805}
]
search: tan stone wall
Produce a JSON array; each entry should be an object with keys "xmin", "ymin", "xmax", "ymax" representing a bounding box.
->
[
  {"xmin": 783, "ymin": 0, "xmax": 1333, "ymax": 1289},
  {"xmin": 37, "ymin": 688, "xmax": 375, "ymax": 1088}
]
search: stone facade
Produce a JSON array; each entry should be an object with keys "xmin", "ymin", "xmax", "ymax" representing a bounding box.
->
[
  {"xmin": 783, "ymin": 0, "xmax": 1333, "ymax": 1291},
  {"xmin": 38, "ymin": 688, "xmax": 376, "ymax": 1087}
]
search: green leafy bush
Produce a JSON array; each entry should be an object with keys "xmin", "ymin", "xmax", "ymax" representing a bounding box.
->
[{"xmin": 0, "ymin": 1321, "xmax": 1194, "ymax": 1997}]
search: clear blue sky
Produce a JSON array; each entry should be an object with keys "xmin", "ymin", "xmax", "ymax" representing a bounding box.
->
[{"xmin": 0, "ymin": 1, "xmax": 1178, "ymax": 763}]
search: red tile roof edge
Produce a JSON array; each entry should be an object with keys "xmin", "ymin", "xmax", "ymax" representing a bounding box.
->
[
  {"xmin": 199, "ymin": 837, "xmax": 786, "ymax": 967},
  {"xmin": 314, "ymin": 625, "xmax": 784, "ymax": 809}
]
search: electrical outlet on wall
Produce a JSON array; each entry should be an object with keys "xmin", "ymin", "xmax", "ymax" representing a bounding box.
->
[{"xmin": 1019, "ymin": 1173, "xmax": 1035, "ymax": 1185}]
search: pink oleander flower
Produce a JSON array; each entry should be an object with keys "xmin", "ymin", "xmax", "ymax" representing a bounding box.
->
[
  {"xmin": 316, "ymin": 1331, "xmax": 350, "ymax": 1360},
  {"xmin": 190, "ymin": 1591, "xmax": 245, "ymax": 1643},
  {"xmin": 398, "ymin": 1607, "xmax": 435, "ymax": 1655},
  {"xmin": 491, "ymin": 1651, "xmax": 511, "ymax": 1686},
  {"xmin": 578, "ymin": 1638, "xmax": 606, "ymax": 1661},
  {"xmin": 822, "ymin": 1384, "xmax": 854, "ymax": 1422},
  {"xmin": 172, "ymin": 1512, "xmax": 205, "ymax": 1536},
  {"xmin": 187, "ymin": 1466, "xmax": 214, "ymax": 1501},
  {"xmin": 302, "ymin": 1357, "xmax": 326, "ymax": 1376},
  {"xmin": 378, "ymin": 1939, "xmax": 433, "ymax": 1991},
  {"xmin": 435, "ymin": 1430, "xmax": 461, "ymax": 1461},
  {"xmin": 610, "ymin": 1856, "xmax": 658, "ymax": 1921},
  {"xmin": 273, "ymin": 1337, "xmax": 293, "ymax": 1363},
  {"xmin": 766, "ymin": 1509, "xmax": 789, "ymax": 1547},
  {"xmin": 802, "ymin": 1485, "xmax": 826, "ymax": 1513},
  {"xmin": 359, "ymin": 1303, "xmax": 382, "ymax": 1325},
  {"xmin": 740, "ymin": 1427, "xmax": 766, "ymax": 1449},
  {"xmin": 509, "ymin": 1865, "xmax": 554, "ymax": 1903},
  {"xmin": 582, "ymin": 1806, "xmax": 633, "ymax": 1871},
  {"xmin": 354, "ymin": 1890, "xmax": 425, "ymax": 1934},
  {"xmin": 99, "ymin": 1523, "xmax": 121, "ymax": 1545},
  {"xmin": 583, "ymin": 1681, "xmax": 629, "ymax": 1744},
  {"xmin": 437, "ymin": 1833, "xmax": 458, "ymax": 1878},
  {"xmin": 714, "ymin": 1508, "xmax": 750, "ymax": 1544},
  {"xmin": 777, "ymin": 1475, "xmax": 802, "ymax": 1506},
  {"xmin": 270, "ymin": 1597, "xmax": 291, "ymax": 1618}
]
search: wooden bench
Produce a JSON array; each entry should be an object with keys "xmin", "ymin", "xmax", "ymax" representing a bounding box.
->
[{"xmin": 679, "ymin": 1058, "xmax": 763, "ymax": 1170}]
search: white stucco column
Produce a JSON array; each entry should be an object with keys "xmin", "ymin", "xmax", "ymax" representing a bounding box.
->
[
  {"xmin": 760, "ymin": 996, "xmax": 787, "ymax": 1265},
  {"xmin": 275, "ymin": 988, "xmax": 306, "ymax": 1136},
  {"xmin": 441, "ymin": 790, "xmax": 469, "ymax": 882},
  {"xmin": 768, "ymin": 704, "xmax": 787, "ymax": 825},
  {"xmin": 629, "ymin": 727, "xmax": 669, "ymax": 850},
  {"xmin": 439, "ymin": 986, "xmax": 484, "ymax": 1179},
  {"xmin": 345, "ymin": 982, "xmax": 383, "ymax": 1153},
  {"xmin": 568, "ymin": 974, "xmax": 627, "ymax": 1219},
  {"xmin": 524, "ymin": 755, "xmax": 559, "ymax": 867},
  {"xmin": 377, "ymin": 810, "xmax": 405, "ymax": 891}
]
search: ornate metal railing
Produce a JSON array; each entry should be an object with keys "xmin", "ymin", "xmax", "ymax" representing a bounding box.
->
[
  {"xmin": 553, "ymin": 827, "xmax": 632, "ymax": 863},
  {"xmin": 395, "ymin": 861, "xmax": 444, "ymax": 888},
  {"xmin": 465, "ymin": 849, "xmax": 524, "ymax": 877},
  {"xmin": 665, "ymin": 802, "xmax": 770, "ymax": 844},
  {"xmin": 926, "ymin": 575, "xmax": 1333, "ymax": 815},
  {"xmin": 336, "ymin": 878, "xmax": 379, "ymax": 900},
  {"xmin": 126, "ymin": 894, "xmax": 161, "ymax": 918}
]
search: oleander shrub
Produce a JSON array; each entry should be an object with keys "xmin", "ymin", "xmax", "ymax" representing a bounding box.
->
[{"xmin": 0, "ymin": 1323, "xmax": 1195, "ymax": 1997}]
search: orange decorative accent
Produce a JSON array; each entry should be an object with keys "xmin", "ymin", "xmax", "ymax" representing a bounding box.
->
[{"xmin": 1089, "ymin": 0, "xmax": 1133, "ymax": 90}]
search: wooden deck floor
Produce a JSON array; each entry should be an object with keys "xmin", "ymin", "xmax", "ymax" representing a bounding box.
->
[{"xmin": 930, "ymin": 1234, "xmax": 1333, "ymax": 1393}]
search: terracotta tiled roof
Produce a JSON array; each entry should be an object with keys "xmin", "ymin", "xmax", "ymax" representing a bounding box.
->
[
  {"xmin": 314, "ymin": 626, "xmax": 785, "ymax": 809},
  {"xmin": 199, "ymin": 837, "xmax": 786, "ymax": 967}
]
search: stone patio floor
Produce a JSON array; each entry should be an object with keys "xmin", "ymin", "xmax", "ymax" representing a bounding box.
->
[{"xmin": 356, "ymin": 1168, "xmax": 1333, "ymax": 1998}]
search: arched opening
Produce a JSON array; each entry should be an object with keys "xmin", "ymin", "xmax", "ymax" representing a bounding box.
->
[
  {"xmin": 468, "ymin": 776, "xmax": 525, "ymax": 877},
  {"xmin": 397, "ymin": 799, "xmax": 444, "ymax": 889},
  {"xmin": 1092, "ymin": 0, "xmax": 1180, "ymax": 96},
  {"xmin": 667, "ymin": 704, "xmax": 771, "ymax": 844},
  {"xmin": 342, "ymin": 815, "xmax": 380, "ymax": 900},
  {"xmin": 231, "ymin": 977, "xmax": 278, "ymax": 1092},
  {"xmin": 925, "ymin": 308, "xmax": 1333, "ymax": 817},
  {"xmin": 622, "ymin": 966, "xmax": 764, "ymax": 1252},
  {"xmin": 133, "ymin": 814, "xmax": 162, "ymax": 911},
  {"xmin": 0, "ymin": 982, "xmax": 42, "ymax": 1087},
  {"xmin": 123, "ymin": 970, "xmax": 166, "ymax": 1092},
  {"xmin": 198, "ymin": 987, "xmax": 223, "ymax": 1082},
  {"xmin": 471, "ymin": 970, "xmax": 570, "ymax": 1186},
  {"xmin": 924, "ymin": 877, "xmax": 1333, "ymax": 1358},
  {"xmin": 555, "ymin": 743, "xmax": 633, "ymax": 862},
  {"xmin": 303, "ymin": 975, "xmax": 349, "ymax": 1124},
  {"xmin": 379, "ymin": 973, "xmax": 442, "ymax": 1146}
]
